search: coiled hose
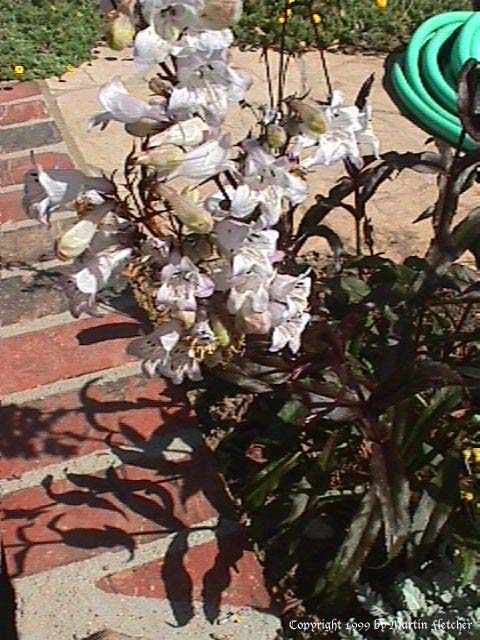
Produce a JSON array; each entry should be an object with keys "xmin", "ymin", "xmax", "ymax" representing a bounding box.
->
[{"xmin": 391, "ymin": 11, "xmax": 480, "ymax": 152}]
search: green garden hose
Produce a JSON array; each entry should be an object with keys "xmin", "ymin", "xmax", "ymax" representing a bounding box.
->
[{"xmin": 390, "ymin": 11, "xmax": 480, "ymax": 152}]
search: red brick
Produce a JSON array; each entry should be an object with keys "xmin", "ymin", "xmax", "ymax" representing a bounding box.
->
[
  {"xmin": 0, "ymin": 82, "xmax": 41, "ymax": 104},
  {"xmin": 1, "ymin": 99, "xmax": 48, "ymax": 127},
  {"xmin": 1, "ymin": 216, "xmax": 76, "ymax": 262},
  {"xmin": 96, "ymin": 534, "xmax": 272, "ymax": 611},
  {"xmin": 2, "ymin": 455, "xmax": 233, "ymax": 577},
  {"xmin": 0, "ymin": 190, "xmax": 23, "ymax": 224},
  {"xmin": 0, "ymin": 376, "xmax": 194, "ymax": 479},
  {"xmin": 0, "ymin": 314, "xmax": 143, "ymax": 396},
  {"xmin": 0, "ymin": 152, "xmax": 74, "ymax": 188}
]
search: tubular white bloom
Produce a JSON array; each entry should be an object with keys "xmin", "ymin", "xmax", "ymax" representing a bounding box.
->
[
  {"xmin": 205, "ymin": 184, "xmax": 260, "ymax": 220},
  {"xmin": 270, "ymin": 311, "xmax": 311, "ymax": 354},
  {"xmin": 126, "ymin": 320, "xmax": 184, "ymax": 377},
  {"xmin": 148, "ymin": 117, "xmax": 210, "ymax": 149},
  {"xmin": 156, "ymin": 255, "xmax": 215, "ymax": 324},
  {"xmin": 300, "ymin": 91, "xmax": 380, "ymax": 170},
  {"xmin": 88, "ymin": 78, "xmax": 167, "ymax": 131},
  {"xmin": 168, "ymin": 135, "xmax": 233, "ymax": 180},
  {"xmin": 64, "ymin": 247, "xmax": 133, "ymax": 318},
  {"xmin": 133, "ymin": 26, "xmax": 173, "ymax": 69},
  {"xmin": 168, "ymin": 59, "xmax": 251, "ymax": 125},
  {"xmin": 153, "ymin": 343, "xmax": 203, "ymax": 384},
  {"xmin": 22, "ymin": 165, "xmax": 113, "ymax": 226}
]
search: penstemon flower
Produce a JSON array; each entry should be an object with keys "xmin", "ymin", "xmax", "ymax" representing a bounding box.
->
[{"xmin": 23, "ymin": 0, "xmax": 379, "ymax": 385}]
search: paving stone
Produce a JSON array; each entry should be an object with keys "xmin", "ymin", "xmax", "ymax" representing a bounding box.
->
[{"xmin": 1, "ymin": 121, "xmax": 62, "ymax": 153}]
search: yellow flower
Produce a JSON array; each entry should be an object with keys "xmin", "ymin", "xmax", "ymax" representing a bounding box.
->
[
  {"xmin": 461, "ymin": 490, "xmax": 475, "ymax": 502},
  {"xmin": 472, "ymin": 448, "xmax": 480, "ymax": 463},
  {"xmin": 376, "ymin": 0, "xmax": 388, "ymax": 9},
  {"xmin": 463, "ymin": 449, "xmax": 473, "ymax": 463},
  {"xmin": 312, "ymin": 13, "xmax": 322, "ymax": 25},
  {"xmin": 13, "ymin": 65, "xmax": 24, "ymax": 76},
  {"xmin": 65, "ymin": 65, "xmax": 76, "ymax": 73},
  {"xmin": 50, "ymin": 4, "xmax": 57, "ymax": 11},
  {"xmin": 278, "ymin": 9, "xmax": 292, "ymax": 24}
]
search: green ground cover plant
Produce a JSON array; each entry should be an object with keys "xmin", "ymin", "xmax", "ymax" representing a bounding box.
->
[
  {"xmin": 0, "ymin": 0, "xmax": 102, "ymax": 81},
  {"xmin": 235, "ymin": 0, "xmax": 471, "ymax": 54}
]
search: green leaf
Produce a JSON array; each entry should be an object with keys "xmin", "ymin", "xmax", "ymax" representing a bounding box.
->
[
  {"xmin": 244, "ymin": 451, "xmax": 303, "ymax": 510},
  {"xmin": 340, "ymin": 276, "xmax": 371, "ymax": 304},
  {"xmin": 410, "ymin": 451, "xmax": 461, "ymax": 558},
  {"xmin": 277, "ymin": 400, "xmax": 309, "ymax": 425},
  {"xmin": 369, "ymin": 440, "xmax": 410, "ymax": 559},
  {"xmin": 316, "ymin": 489, "xmax": 382, "ymax": 596}
]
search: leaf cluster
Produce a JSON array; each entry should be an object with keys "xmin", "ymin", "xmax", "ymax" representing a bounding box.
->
[{"xmin": 0, "ymin": 0, "xmax": 102, "ymax": 81}]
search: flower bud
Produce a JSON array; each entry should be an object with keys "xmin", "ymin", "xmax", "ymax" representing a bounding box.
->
[
  {"xmin": 106, "ymin": 14, "xmax": 135, "ymax": 51},
  {"xmin": 148, "ymin": 77, "xmax": 172, "ymax": 97},
  {"xmin": 57, "ymin": 202, "xmax": 113, "ymax": 261},
  {"xmin": 149, "ymin": 118, "xmax": 210, "ymax": 149},
  {"xmin": 236, "ymin": 311, "xmax": 272, "ymax": 335},
  {"xmin": 266, "ymin": 123, "xmax": 287, "ymax": 150},
  {"xmin": 175, "ymin": 310, "xmax": 196, "ymax": 328},
  {"xmin": 125, "ymin": 119, "xmax": 162, "ymax": 138},
  {"xmin": 290, "ymin": 100, "xmax": 327, "ymax": 136},
  {"xmin": 154, "ymin": 184, "xmax": 214, "ymax": 234},
  {"xmin": 211, "ymin": 315, "xmax": 231, "ymax": 348},
  {"xmin": 201, "ymin": 0, "xmax": 243, "ymax": 29},
  {"xmin": 136, "ymin": 145, "xmax": 185, "ymax": 173}
]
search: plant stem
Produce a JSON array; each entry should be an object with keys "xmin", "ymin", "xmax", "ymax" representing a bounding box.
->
[
  {"xmin": 308, "ymin": 0, "xmax": 333, "ymax": 100},
  {"xmin": 277, "ymin": 0, "xmax": 290, "ymax": 110},
  {"xmin": 262, "ymin": 46, "xmax": 274, "ymax": 110}
]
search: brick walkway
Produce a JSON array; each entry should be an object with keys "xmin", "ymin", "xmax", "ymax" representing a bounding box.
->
[{"xmin": 0, "ymin": 82, "xmax": 280, "ymax": 640}]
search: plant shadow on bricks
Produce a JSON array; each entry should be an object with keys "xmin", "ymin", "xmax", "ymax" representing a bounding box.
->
[{"xmin": 1, "ymin": 377, "xmax": 271, "ymax": 625}]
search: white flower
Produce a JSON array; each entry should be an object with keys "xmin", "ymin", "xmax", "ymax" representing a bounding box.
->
[
  {"xmin": 133, "ymin": 25, "xmax": 173, "ymax": 69},
  {"xmin": 88, "ymin": 78, "xmax": 167, "ymax": 131},
  {"xmin": 168, "ymin": 61, "xmax": 251, "ymax": 125},
  {"xmin": 205, "ymin": 184, "xmax": 260, "ymax": 220},
  {"xmin": 172, "ymin": 29, "xmax": 233, "ymax": 59},
  {"xmin": 156, "ymin": 255, "xmax": 214, "ymax": 324},
  {"xmin": 242, "ymin": 139, "xmax": 308, "ymax": 207},
  {"xmin": 22, "ymin": 165, "xmax": 113, "ymax": 226},
  {"xmin": 299, "ymin": 91, "xmax": 379, "ymax": 170},
  {"xmin": 148, "ymin": 117, "xmax": 210, "ymax": 149},
  {"xmin": 168, "ymin": 135, "xmax": 232, "ymax": 180},
  {"xmin": 270, "ymin": 271, "xmax": 311, "ymax": 314},
  {"xmin": 141, "ymin": 0, "xmax": 203, "ymax": 31},
  {"xmin": 153, "ymin": 343, "xmax": 203, "ymax": 384},
  {"xmin": 64, "ymin": 247, "xmax": 133, "ymax": 318},
  {"xmin": 270, "ymin": 311, "xmax": 311, "ymax": 354},
  {"xmin": 126, "ymin": 320, "xmax": 184, "ymax": 377}
]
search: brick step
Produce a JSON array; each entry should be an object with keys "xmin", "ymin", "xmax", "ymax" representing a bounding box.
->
[
  {"xmin": 0, "ymin": 313, "xmax": 147, "ymax": 396},
  {"xmin": 96, "ymin": 531, "xmax": 271, "ymax": 613},
  {"xmin": 0, "ymin": 81, "xmax": 42, "ymax": 104},
  {"xmin": 0, "ymin": 375, "xmax": 194, "ymax": 483},
  {"xmin": 2, "ymin": 454, "xmax": 235, "ymax": 578},
  {"xmin": 1, "ymin": 151, "xmax": 74, "ymax": 188},
  {"xmin": 1, "ymin": 216, "xmax": 76, "ymax": 264},
  {"xmin": 0, "ymin": 265, "xmax": 135, "ymax": 326}
]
